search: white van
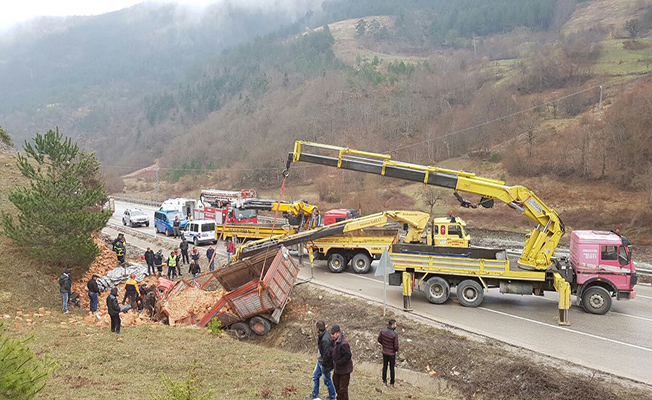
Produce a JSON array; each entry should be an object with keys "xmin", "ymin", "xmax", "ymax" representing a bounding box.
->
[
  {"xmin": 182, "ymin": 219, "xmax": 217, "ymax": 245},
  {"xmin": 160, "ymin": 198, "xmax": 196, "ymax": 218}
]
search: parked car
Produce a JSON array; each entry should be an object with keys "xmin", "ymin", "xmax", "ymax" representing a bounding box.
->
[
  {"xmin": 182, "ymin": 220, "xmax": 217, "ymax": 246},
  {"xmin": 154, "ymin": 210, "xmax": 188, "ymax": 236},
  {"xmin": 122, "ymin": 208, "xmax": 149, "ymax": 227}
]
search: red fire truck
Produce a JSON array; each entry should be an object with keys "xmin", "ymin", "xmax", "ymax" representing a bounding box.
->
[{"xmin": 194, "ymin": 189, "xmax": 258, "ymax": 224}]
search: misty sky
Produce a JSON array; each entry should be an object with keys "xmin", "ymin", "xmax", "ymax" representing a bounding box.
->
[{"xmin": 0, "ymin": 0, "xmax": 221, "ymax": 30}]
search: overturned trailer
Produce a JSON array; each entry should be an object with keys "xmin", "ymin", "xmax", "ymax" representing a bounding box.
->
[{"xmin": 156, "ymin": 247, "xmax": 299, "ymax": 338}]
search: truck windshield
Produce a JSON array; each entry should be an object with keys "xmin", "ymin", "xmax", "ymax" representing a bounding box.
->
[{"xmin": 233, "ymin": 209, "xmax": 257, "ymax": 220}]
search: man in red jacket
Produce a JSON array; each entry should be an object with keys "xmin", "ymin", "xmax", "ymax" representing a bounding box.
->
[
  {"xmin": 377, "ymin": 319, "xmax": 399, "ymax": 387},
  {"xmin": 330, "ymin": 325, "xmax": 353, "ymax": 400}
]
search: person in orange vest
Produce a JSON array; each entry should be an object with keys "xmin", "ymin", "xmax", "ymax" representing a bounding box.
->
[{"xmin": 122, "ymin": 273, "xmax": 141, "ymax": 310}]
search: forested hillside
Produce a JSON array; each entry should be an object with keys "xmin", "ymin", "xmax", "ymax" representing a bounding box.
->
[{"xmin": 2, "ymin": 0, "xmax": 652, "ymax": 239}]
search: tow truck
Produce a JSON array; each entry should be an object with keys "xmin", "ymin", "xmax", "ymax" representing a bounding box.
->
[{"xmin": 278, "ymin": 141, "xmax": 637, "ymax": 325}]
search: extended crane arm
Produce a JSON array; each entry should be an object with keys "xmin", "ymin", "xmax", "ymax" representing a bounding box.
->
[
  {"xmin": 284, "ymin": 141, "xmax": 564, "ymax": 270},
  {"xmin": 232, "ymin": 198, "xmax": 319, "ymax": 230},
  {"xmin": 235, "ymin": 210, "xmax": 430, "ymax": 260}
]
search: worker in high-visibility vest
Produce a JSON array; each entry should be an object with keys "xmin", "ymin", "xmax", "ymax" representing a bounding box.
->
[
  {"xmin": 123, "ymin": 273, "xmax": 141, "ymax": 310},
  {"xmin": 167, "ymin": 252, "xmax": 178, "ymax": 279}
]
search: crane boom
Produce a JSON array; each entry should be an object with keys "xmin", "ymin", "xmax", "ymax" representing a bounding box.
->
[
  {"xmin": 235, "ymin": 210, "xmax": 430, "ymax": 260},
  {"xmin": 284, "ymin": 141, "xmax": 564, "ymax": 270}
]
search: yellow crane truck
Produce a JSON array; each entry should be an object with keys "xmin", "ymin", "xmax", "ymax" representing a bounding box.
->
[
  {"xmin": 235, "ymin": 210, "xmax": 469, "ymax": 273},
  {"xmin": 280, "ymin": 141, "xmax": 639, "ymax": 325}
]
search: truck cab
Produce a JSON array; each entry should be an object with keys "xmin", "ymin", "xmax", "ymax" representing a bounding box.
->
[
  {"xmin": 569, "ymin": 230, "xmax": 637, "ymax": 314},
  {"xmin": 430, "ymin": 216, "xmax": 470, "ymax": 247}
]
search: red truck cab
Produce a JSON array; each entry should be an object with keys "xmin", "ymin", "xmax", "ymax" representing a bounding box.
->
[
  {"xmin": 323, "ymin": 209, "xmax": 360, "ymax": 226},
  {"xmin": 569, "ymin": 230, "xmax": 637, "ymax": 314}
]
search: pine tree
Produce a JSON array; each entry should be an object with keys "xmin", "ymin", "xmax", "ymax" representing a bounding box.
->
[
  {"xmin": 0, "ymin": 323, "xmax": 58, "ymax": 399},
  {"xmin": 1, "ymin": 128, "xmax": 111, "ymax": 270}
]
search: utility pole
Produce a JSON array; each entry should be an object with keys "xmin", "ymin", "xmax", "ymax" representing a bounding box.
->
[
  {"xmin": 599, "ymin": 85, "xmax": 603, "ymax": 117},
  {"xmin": 156, "ymin": 168, "xmax": 160, "ymax": 201}
]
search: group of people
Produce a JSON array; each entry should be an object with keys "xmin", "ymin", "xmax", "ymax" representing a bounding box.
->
[{"xmin": 308, "ymin": 319, "xmax": 399, "ymax": 400}]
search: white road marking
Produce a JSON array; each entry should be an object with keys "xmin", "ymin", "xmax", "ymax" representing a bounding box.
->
[
  {"xmin": 479, "ymin": 307, "xmax": 652, "ymax": 353},
  {"xmin": 531, "ymin": 294, "xmax": 652, "ymax": 322},
  {"xmin": 637, "ymin": 295, "xmax": 652, "ymax": 300},
  {"xmin": 344, "ymin": 273, "xmax": 384, "ymax": 284}
]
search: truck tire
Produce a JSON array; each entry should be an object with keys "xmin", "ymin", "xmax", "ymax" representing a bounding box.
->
[
  {"xmin": 231, "ymin": 322, "xmax": 251, "ymax": 339},
  {"xmin": 145, "ymin": 221, "xmax": 149, "ymax": 227},
  {"xmin": 351, "ymin": 253, "xmax": 371, "ymax": 274},
  {"xmin": 327, "ymin": 253, "xmax": 346, "ymax": 273},
  {"xmin": 193, "ymin": 237, "xmax": 198, "ymax": 246},
  {"xmin": 165, "ymin": 228, "xmax": 170, "ymax": 237},
  {"xmin": 581, "ymin": 286, "xmax": 611, "ymax": 315},
  {"xmin": 249, "ymin": 316, "xmax": 272, "ymax": 336},
  {"xmin": 456, "ymin": 280, "xmax": 484, "ymax": 307},
  {"xmin": 424, "ymin": 277, "xmax": 450, "ymax": 304}
]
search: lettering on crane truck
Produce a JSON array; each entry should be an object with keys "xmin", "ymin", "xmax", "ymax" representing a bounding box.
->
[{"xmin": 527, "ymin": 198, "xmax": 543, "ymax": 214}]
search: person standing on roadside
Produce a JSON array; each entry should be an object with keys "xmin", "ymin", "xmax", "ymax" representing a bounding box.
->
[
  {"xmin": 307, "ymin": 321, "xmax": 336, "ymax": 400},
  {"xmin": 173, "ymin": 216, "xmax": 181, "ymax": 239},
  {"xmin": 59, "ymin": 268, "xmax": 72, "ymax": 314},
  {"xmin": 144, "ymin": 247, "xmax": 155, "ymax": 275},
  {"xmin": 225, "ymin": 237, "xmax": 235, "ymax": 265},
  {"xmin": 87, "ymin": 274, "xmax": 100, "ymax": 315},
  {"xmin": 112, "ymin": 233, "xmax": 126, "ymax": 265},
  {"xmin": 174, "ymin": 249, "xmax": 183, "ymax": 277},
  {"xmin": 154, "ymin": 249, "xmax": 164, "ymax": 277},
  {"xmin": 206, "ymin": 245, "xmax": 215, "ymax": 271},
  {"xmin": 331, "ymin": 325, "xmax": 353, "ymax": 400},
  {"xmin": 378, "ymin": 319, "xmax": 399, "ymax": 387},
  {"xmin": 107, "ymin": 287, "xmax": 121, "ymax": 334},
  {"xmin": 189, "ymin": 260, "xmax": 201, "ymax": 284},
  {"xmin": 191, "ymin": 247, "xmax": 200, "ymax": 264},
  {"xmin": 167, "ymin": 251, "xmax": 178, "ymax": 279},
  {"xmin": 123, "ymin": 273, "xmax": 140, "ymax": 310},
  {"xmin": 180, "ymin": 238, "xmax": 190, "ymax": 265}
]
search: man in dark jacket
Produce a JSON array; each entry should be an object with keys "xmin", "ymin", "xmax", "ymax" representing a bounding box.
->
[
  {"xmin": 378, "ymin": 319, "xmax": 399, "ymax": 387},
  {"xmin": 330, "ymin": 325, "xmax": 353, "ymax": 400},
  {"xmin": 59, "ymin": 269, "xmax": 72, "ymax": 314},
  {"xmin": 154, "ymin": 249, "xmax": 164, "ymax": 277},
  {"xmin": 144, "ymin": 247, "xmax": 155, "ymax": 275},
  {"xmin": 206, "ymin": 246, "xmax": 215, "ymax": 271},
  {"xmin": 188, "ymin": 260, "xmax": 201, "ymax": 284},
  {"xmin": 107, "ymin": 287, "xmax": 121, "ymax": 334},
  {"xmin": 173, "ymin": 217, "xmax": 181, "ymax": 238},
  {"xmin": 87, "ymin": 274, "xmax": 100, "ymax": 313},
  {"xmin": 308, "ymin": 321, "xmax": 336, "ymax": 400},
  {"xmin": 180, "ymin": 239, "xmax": 190, "ymax": 265}
]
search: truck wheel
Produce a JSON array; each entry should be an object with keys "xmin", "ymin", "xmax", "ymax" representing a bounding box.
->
[
  {"xmin": 351, "ymin": 253, "xmax": 371, "ymax": 274},
  {"xmin": 581, "ymin": 286, "xmax": 611, "ymax": 315},
  {"xmin": 456, "ymin": 280, "xmax": 483, "ymax": 307},
  {"xmin": 327, "ymin": 253, "xmax": 346, "ymax": 273},
  {"xmin": 165, "ymin": 228, "xmax": 170, "ymax": 237},
  {"xmin": 193, "ymin": 237, "xmax": 198, "ymax": 246},
  {"xmin": 249, "ymin": 316, "xmax": 271, "ymax": 336},
  {"xmin": 230, "ymin": 322, "xmax": 251, "ymax": 339},
  {"xmin": 145, "ymin": 221, "xmax": 149, "ymax": 227},
  {"xmin": 424, "ymin": 277, "xmax": 450, "ymax": 304}
]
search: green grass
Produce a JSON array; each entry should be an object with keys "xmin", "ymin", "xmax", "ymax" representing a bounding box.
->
[
  {"xmin": 595, "ymin": 38, "xmax": 652, "ymax": 76},
  {"xmin": 6, "ymin": 320, "xmax": 442, "ymax": 399}
]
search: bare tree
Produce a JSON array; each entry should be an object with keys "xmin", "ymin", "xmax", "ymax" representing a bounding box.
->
[
  {"xmin": 625, "ymin": 19, "xmax": 642, "ymax": 41},
  {"xmin": 418, "ymin": 186, "xmax": 443, "ymax": 216}
]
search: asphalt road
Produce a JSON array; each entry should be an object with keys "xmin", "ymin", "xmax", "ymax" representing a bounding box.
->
[{"xmin": 112, "ymin": 200, "xmax": 652, "ymax": 384}]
